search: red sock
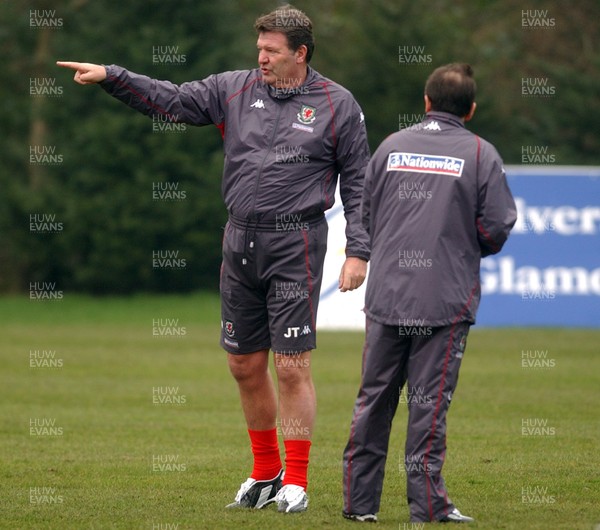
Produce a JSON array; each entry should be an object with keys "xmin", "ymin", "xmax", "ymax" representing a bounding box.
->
[
  {"xmin": 248, "ymin": 428, "xmax": 282, "ymax": 481},
  {"xmin": 283, "ymin": 439, "xmax": 311, "ymax": 490}
]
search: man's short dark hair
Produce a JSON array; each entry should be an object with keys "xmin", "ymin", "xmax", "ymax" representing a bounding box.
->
[
  {"xmin": 255, "ymin": 4, "xmax": 315, "ymax": 63},
  {"xmin": 425, "ymin": 63, "xmax": 476, "ymax": 117}
]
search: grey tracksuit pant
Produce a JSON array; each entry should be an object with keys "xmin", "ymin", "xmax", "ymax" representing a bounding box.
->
[{"xmin": 342, "ymin": 318, "xmax": 470, "ymax": 522}]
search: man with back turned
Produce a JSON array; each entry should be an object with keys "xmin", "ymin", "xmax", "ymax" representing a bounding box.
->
[{"xmin": 342, "ymin": 63, "xmax": 516, "ymax": 524}]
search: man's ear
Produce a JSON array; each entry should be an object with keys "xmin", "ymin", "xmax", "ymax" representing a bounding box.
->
[
  {"xmin": 295, "ymin": 44, "xmax": 308, "ymax": 64},
  {"xmin": 464, "ymin": 102, "xmax": 477, "ymax": 122},
  {"xmin": 424, "ymin": 94, "xmax": 432, "ymax": 113}
]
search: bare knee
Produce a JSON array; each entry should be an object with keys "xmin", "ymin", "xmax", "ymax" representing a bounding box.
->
[
  {"xmin": 228, "ymin": 350, "xmax": 269, "ymax": 384},
  {"xmin": 274, "ymin": 351, "xmax": 312, "ymax": 388}
]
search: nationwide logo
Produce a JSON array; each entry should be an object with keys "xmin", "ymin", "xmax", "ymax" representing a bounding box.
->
[
  {"xmin": 387, "ymin": 152, "xmax": 465, "ymax": 177},
  {"xmin": 297, "ymin": 104, "xmax": 316, "ymax": 124}
]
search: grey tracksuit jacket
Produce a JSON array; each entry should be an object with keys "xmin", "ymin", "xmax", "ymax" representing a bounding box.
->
[
  {"xmin": 100, "ymin": 65, "xmax": 370, "ymax": 260},
  {"xmin": 363, "ymin": 111, "xmax": 517, "ymax": 327}
]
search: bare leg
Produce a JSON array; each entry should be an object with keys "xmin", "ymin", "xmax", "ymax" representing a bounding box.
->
[
  {"xmin": 228, "ymin": 349, "xmax": 277, "ymax": 430},
  {"xmin": 274, "ymin": 350, "xmax": 315, "ymax": 440}
]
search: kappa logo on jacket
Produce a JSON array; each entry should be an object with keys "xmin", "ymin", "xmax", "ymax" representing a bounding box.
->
[
  {"xmin": 250, "ymin": 99, "xmax": 265, "ymax": 109},
  {"xmin": 423, "ymin": 121, "xmax": 441, "ymax": 131}
]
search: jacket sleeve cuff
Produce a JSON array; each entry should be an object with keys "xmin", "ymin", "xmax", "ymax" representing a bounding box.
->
[
  {"xmin": 99, "ymin": 65, "xmax": 116, "ymax": 86},
  {"xmin": 345, "ymin": 251, "xmax": 370, "ymax": 262}
]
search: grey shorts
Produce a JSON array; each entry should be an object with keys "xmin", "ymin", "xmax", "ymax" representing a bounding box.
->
[{"xmin": 219, "ymin": 216, "xmax": 328, "ymax": 355}]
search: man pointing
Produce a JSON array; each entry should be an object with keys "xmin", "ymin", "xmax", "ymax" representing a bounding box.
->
[{"xmin": 58, "ymin": 3, "xmax": 369, "ymax": 514}]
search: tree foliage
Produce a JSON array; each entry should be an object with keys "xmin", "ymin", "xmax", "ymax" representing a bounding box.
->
[{"xmin": 1, "ymin": 0, "xmax": 598, "ymax": 293}]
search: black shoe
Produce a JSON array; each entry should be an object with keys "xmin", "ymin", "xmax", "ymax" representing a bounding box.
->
[
  {"xmin": 225, "ymin": 469, "xmax": 283, "ymax": 509},
  {"xmin": 343, "ymin": 511, "xmax": 378, "ymax": 522}
]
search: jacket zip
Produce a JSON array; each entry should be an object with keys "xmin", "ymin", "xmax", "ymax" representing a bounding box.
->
[{"xmin": 248, "ymin": 100, "xmax": 284, "ymax": 218}]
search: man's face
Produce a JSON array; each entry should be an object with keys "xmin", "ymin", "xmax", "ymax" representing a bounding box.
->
[{"xmin": 257, "ymin": 31, "xmax": 302, "ymax": 87}]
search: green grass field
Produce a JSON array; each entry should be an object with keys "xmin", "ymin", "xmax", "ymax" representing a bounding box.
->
[{"xmin": 1, "ymin": 293, "xmax": 598, "ymax": 530}]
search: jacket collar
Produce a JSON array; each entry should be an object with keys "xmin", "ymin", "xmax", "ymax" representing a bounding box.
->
[
  {"xmin": 425, "ymin": 111, "xmax": 465, "ymax": 128},
  {"xmin": 265, "ymin": 66, "xmax": 314, "ymax": 100}
]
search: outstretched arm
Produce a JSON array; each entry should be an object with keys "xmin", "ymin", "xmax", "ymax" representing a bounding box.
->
[
  {"xmin": 56, "ymin": 61, "xmax": 223, "ymax": 127},
  {"xmin": 56, "ymin": 61, "xmax": 107, "ymax": 85}
]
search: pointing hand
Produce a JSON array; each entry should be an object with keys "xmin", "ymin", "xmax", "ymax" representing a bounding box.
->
[{"xmin": 56, "ymin": 61, "xmax": 107, "ymax": 85}]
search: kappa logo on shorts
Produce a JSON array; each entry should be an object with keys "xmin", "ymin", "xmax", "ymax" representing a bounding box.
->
[
  {"xmin": 284, "ymin": 324, "xmax": 312, "ymax": 338},
  {"xmin": 387, "ymin": 152, "xmax": 465, "ymax": 177}
]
